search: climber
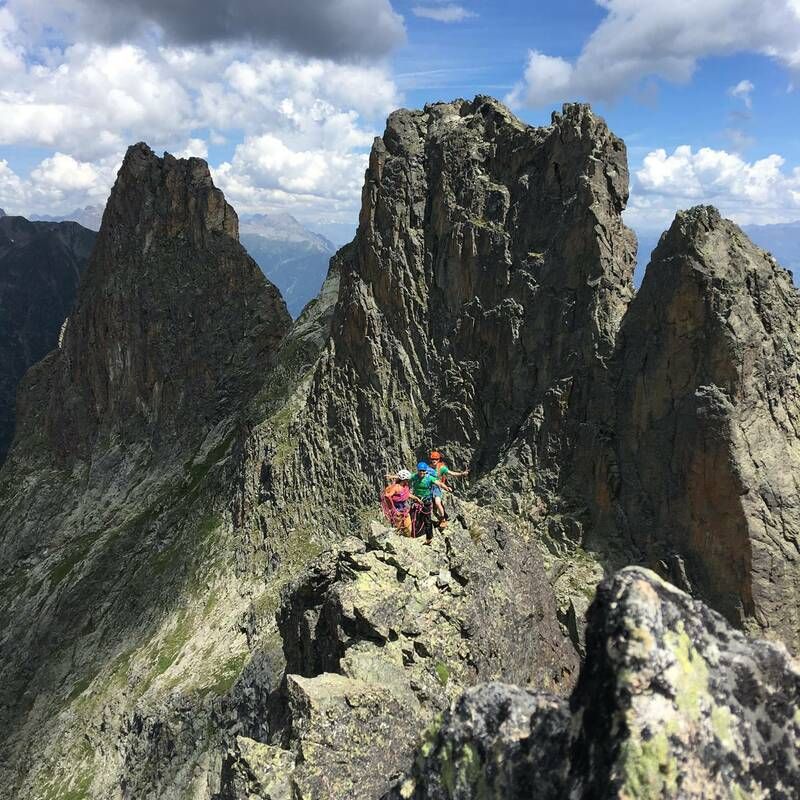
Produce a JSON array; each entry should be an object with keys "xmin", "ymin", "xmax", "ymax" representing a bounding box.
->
[
  {"xmin": 429, "ymin": 451, "xmax": 469, "ymax": 530},
  {"xmin": 411, "ymin": 462, "xmax": 451, "ymax": 544},
  {"xmin": 382, "ymin": 469, "xmax": 417, "ymax": 537}
]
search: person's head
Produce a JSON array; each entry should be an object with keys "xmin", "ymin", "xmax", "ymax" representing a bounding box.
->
[
  {"xmin": 430, "ymin": 450, "xmax": 442, "ymax": 465},
  {"xmin": 397, "ymin": 468, "xmax": 412, "ymax": 483},
  {"xmin": 417, "ymin": 461, "xmax": 429, "ymax": 475}
]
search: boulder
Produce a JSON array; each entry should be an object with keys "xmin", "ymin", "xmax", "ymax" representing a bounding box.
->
[{"xmin": 391, "ymin": 567, "xmax": 800, "ymax": 799}]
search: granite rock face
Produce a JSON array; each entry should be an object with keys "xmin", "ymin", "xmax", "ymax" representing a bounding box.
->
[
  {"xmin": 604, "ymin": 206, "xmax": 800, "ymax": 649},
  {"xmin": 215, "ymin": 517, "xmax": 577, "ymax": 800},
  {"xmin": 393, "ymin": 567, "xmax": 800, "ymax": 799},
  {"xmin": 0, "ymin": 215, "xmax": 96, "ymax": 462},
  {"xmin": 31, "ymin": 142, "xmax": 289, "ymax": 466},
  {"xmin": 251, "ymin": 97, "xmax": 636, "ymax": 529}
]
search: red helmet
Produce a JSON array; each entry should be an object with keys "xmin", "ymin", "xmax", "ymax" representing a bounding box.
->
[{"xmin": 430, "ymin": 450, "xmax": 442, "ymax": 461}]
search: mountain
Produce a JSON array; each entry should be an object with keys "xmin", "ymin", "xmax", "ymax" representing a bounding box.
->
[
  {"xmin": 605, "ymin": 206, "xmax": 800, "ymax": 647},
  {"xmin": 0, "ymin": 99, "xmax": 799, "ymax": 798},
  {"xmin": 0, "ymin": 143, "xmax": 291, "ymax": 798},
  {"xmin": 30, "ymin": 205, "xmax": 105, "ymax": 231},
  {"xmin": 240, "ymin": 213, "xmax": 336, "ymax": 317},
  {"xmin": 0, "ymin": 215, "xmax": 96, "ymax": 463},
  {"xmin": 744, "ymin": 219, "xmax": 800, "ymax": 274},
  {"xmin": 635, "ymin": 220, "xmax": 800, "ymax": 288}
]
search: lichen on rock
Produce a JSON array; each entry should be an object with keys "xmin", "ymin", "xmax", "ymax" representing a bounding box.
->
[{"xmin": 392, "ymin": 567, "xmax": 800, "ymax": 799}]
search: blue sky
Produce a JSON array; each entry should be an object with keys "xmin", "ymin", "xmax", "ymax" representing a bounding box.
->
[{"xmin": 1, "ymin": 0, "xmax": 799, "ymax": 245}]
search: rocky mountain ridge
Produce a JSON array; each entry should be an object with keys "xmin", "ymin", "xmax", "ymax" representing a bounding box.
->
[{"xmin": 0, "ymin": 97, "xmax": 798, "ymax": 799}]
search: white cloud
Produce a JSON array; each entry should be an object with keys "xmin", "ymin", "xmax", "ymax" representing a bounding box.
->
[
  {"xmin": 508, "ymin": 0, "xmax": 800, "ymax": 107},
  {"xmin": 729, "ymin": 78, "xmax": 755, "ymax": 107},
  {"xmin": 0, "ymin": 153, "xmax": 119, "ymax": 215},
  {"xmin": 172, "ymin": 138, "xmax": 209, "ymax": 160},
  {"xmin": 627, "ymin": 144, "xmax": 800, "ymax": 230},
  {"xmin": 412, "ymin": 4, "xmax": 477, "ymax": 23},
  {"xmin": 0, "ymin": 43, "xmax": 194, "ymax": 158},
  {"xmin": 212, "ymin": 134, "xmax": 369, "ymax": 223},
  {"xmin": 0, "ymin": 1, "xmax": 400, "ymax": 219}
]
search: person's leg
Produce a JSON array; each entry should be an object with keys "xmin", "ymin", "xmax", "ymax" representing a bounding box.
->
[
  {"xmin": 401, "ymin": 512, "xmax": 412, "ymax": 537},
  {"xmin": 423, "ymin": 500, "xmax": 434, "ymax": 544},
  {"xmin": 435, "ymin": 496, "xmax": 449, "ymax": 528}
]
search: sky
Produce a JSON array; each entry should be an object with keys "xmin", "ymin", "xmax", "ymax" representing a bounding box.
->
[{"xmin": 1, "ymin": 0, "xmax": 799, "ymax": 245}]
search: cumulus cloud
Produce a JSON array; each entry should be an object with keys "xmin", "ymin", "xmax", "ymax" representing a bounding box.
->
[
  {"xmin": 0, "ymin": 153, "xmax": 119, "ymax": 215},
  {"xmin": 729, "ymin": 79, "xmax": 755, "ymax": 107},
  {"xmin": 0, "ymin": 43, "xmax": 194, "ymax": 159},
  {"xmin": 627, "ymin": 144, "xmax": 800, "ymax": 230},
  {"xmin": 172, "ymin": 138, "xmax": 209, "ymax": 160},
  {"xmin": 0, "ymin": 0, "xmax": 401, "ymax": 220},
  {"xmin": 412, "ymin": 4, "xmax": 477, "ymax": 23},
  {"xmin": 8, "ymin": 0, "xmax": 406, "ymax": 61},
  {"xmin": 508, "ymin": 0, "xmax": 800, "ymax": 107},
  {"xmin": 212, "ymin": 134, "xmax": 370, "ymax": 222}
]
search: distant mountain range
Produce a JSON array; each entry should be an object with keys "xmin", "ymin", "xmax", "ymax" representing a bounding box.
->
[
  {"xmin": 30, "ymin": 205, "xmax": 105, "ymax": 231},
  {"xmin": 743, "ymin": 220, "xmax": 800, "ymax": 274},
  {"xmin": 239, "ymin": 213, "xmax": 336, "ymax": 317},
  {"xmin": 0, "ymin": 215, "xmax": 96, "ymax": 461}
]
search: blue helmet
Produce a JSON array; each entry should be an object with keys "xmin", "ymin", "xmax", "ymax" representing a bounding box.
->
[{"xmin": 417, "ymin": 461, "xmax": 429, "ymax": 471}]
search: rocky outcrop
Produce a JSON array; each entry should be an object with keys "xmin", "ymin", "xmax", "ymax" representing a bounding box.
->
[
  {"xmin": 217, "ymin": 515, "xmax": 576, "ymax": 800},
  {"xmin": 0, "ymin": 215, "xmax": 95, "ymax": 462},
  {"xmin": 393, "ymin": 566, "xmax": 800, "ymax": 799},
  {"xmin": 602, "ymin": 206, "xmax": 800, "ymax": 649},
  {"xmin": 247, "ymin": 97, "xmax": 636, "ymax": 534}
]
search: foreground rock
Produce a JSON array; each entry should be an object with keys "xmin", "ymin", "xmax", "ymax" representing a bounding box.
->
[
  {"xmin": 218, "ymin": 518, "xmax": 577, "ymax": 800},
  {"xmin": 393, "ymin": 566, "xmax": 800, "ymax": 799},
  {"xmin": 0, "ymin": 215, "xmax": 96, "ymax": 462}
]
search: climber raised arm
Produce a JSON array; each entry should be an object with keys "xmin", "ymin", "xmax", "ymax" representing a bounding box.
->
[{"xmin": 429, "ymin": 451, "xmax": 462, "ymax": 530}]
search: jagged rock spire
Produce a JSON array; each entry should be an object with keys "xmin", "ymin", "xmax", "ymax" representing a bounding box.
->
[
  {"xmin": 13, "ymin": 142, "xmax": 291, "ymax": 465},
  {"xmin": 269, "ymin": 97, "xmax": 636, "ymax": 522},
  {"xmin": 606, "ymin": 205, "xmax": 800, "ymax": 647}
]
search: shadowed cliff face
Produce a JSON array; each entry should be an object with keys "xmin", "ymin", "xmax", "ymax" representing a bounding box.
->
[
  {"xmin": 0, "ymin": 216, "xmax": 96, "ymax": 463},
  {"xmin": 603, "ymin": 206, "xmax": 800, "ymax": 648},
  {"xmin": 33, "ymin": 143, "xmax": 289, "ymax": 465}
]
